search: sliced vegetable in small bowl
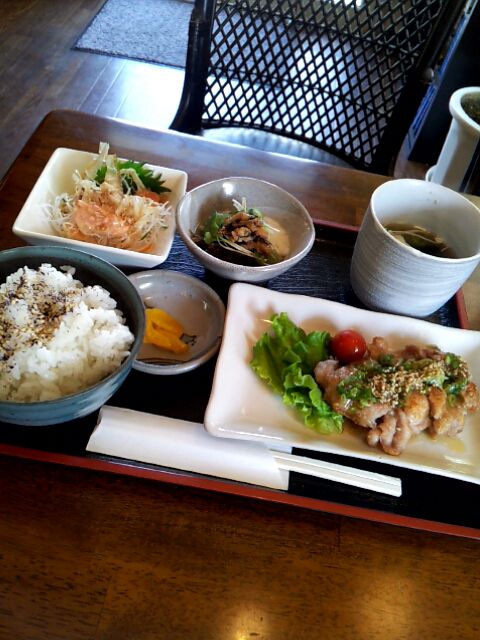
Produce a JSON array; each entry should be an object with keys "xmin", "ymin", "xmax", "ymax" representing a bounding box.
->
[
  {"xmin": 12, "ymin": 146, "xmax": 188, "ymax": 269},
  {"xmin": 176, "ymin": 177, "xmax": 315, "ymax": 283},
  {"xmin": 193, "ymin": 197, "xmax": 289, "ymax": 266},
  {"xmin": 45, "ymin": 142, "xmax": 172, "ymax": 254}
]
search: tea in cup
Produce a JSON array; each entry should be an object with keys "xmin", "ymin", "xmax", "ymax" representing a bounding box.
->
[{"xmin": 350, "ymin": 179, "xmax": 480, "ymax": 317}]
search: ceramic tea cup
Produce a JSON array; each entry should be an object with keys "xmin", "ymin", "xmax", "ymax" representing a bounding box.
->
[{"xmin": 350, "ymin": 179, "xmax": 480, "ymax": 317}]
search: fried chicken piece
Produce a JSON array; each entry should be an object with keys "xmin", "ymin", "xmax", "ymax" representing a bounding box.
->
[
  {"xmin": 314, "ymin": 359, "xmax": 391, "ymax": 429},
  {"xmin": 367, "ymin": 410, "xmax": 414, "ymax": 456},
  {"xmin": 314, "ymin": 359, "xmax": 349, "ymax": 389},
  {"xmin": 428, "ymin": 382, "xmax": 480, "ymax": 438},
  {"xmin": 399, "ymin": 343, "xmax": 445, "ymax": 361},
  {"xmin": 352, "ymin": 403, "xmax": 393, "ymax": 430},
  {"xmin": 428, "ymin": 386, "xmax": 447, "ymax": 419},
  {"xmin": 462, "ymin": 382, "xmax": 480, "ymax": 413},
  {"xmin": 428, "ymin": 382, "xmax": 480, "ymax": 437},
  {"xmin": 367, "ymin": 392, "xmax": 430, "ymax": 455},
  {"xmin": 430, "ymin": 403, "xmax": 466, "ymax": 437},
  {"xmin": 369, "ymin": 337, "xmax": 446, "ymax": 363},
  {"xmin": 404, "ymin": 391, "xmax": 432, "ymax": 432},
  {"xmin": 367, "ymin": 336, "xmax": 389, "ymax": 359},
  {"xmin": 314, "ymin": 338, "xmax": 479, "ymax": 456}
]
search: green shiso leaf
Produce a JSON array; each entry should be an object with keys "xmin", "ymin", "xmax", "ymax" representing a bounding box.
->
[
  {"xmin": 93, "ymin": 159, "xmax": 171, "ymax": 195},
  {"xmin": 116, "ymin": 160, "xmax": 171, "ymax": 194}
]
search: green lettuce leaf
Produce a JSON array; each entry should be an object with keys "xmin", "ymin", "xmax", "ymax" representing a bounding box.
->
[{"xmin": 250, "ymin": 312, "xmax": 343, "ymax": 434}]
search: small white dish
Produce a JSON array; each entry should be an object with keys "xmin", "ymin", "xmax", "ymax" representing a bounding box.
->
[
  {"xmin": 12, "ymin": 147, "xmax": 188, "ymax": 269},
  {"xmin": 128, "ymin": 270, "xmax": 225, "ymax": 375},
  {"xmin": 205, "ymin": 282, "xmax": 480, "ymax": 485}
]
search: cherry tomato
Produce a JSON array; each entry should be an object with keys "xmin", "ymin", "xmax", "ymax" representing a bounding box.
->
[{"xmin": 330, "ymin": 330, "xmax": 367, "ymax": 363}]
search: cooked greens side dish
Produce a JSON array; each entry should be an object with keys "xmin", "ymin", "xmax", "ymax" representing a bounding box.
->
[{"xmin": 194, "ymin": 198, "xmax": 285, "ymax": 266}]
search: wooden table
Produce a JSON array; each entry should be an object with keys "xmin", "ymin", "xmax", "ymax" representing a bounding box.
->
[{"xmin": 1, "ymin": 110, "xmax": 479, "ymax": 640}]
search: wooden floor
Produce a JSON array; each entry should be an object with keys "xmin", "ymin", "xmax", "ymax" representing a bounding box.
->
[
  {"xmin": 0, "ymin": 0, "xmax": 185, "ymax": 181},
  {"xmin": 0, "ymin": 0, "xmax": 428, "ymax": 183}
]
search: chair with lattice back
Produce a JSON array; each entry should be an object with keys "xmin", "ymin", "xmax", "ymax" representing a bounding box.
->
[{"xmin": 171, "ymin": 0, "xmax": 465, "ymax": 174}]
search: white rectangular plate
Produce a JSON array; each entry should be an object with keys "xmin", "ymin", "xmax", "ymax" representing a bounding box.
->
[
  {"xmin": 205, "ymin": 283, "xmax": 480, "ymax": 485},
  {"xmin": 12, "ymin": 147, "xmax": 188, "ymax": 268}
]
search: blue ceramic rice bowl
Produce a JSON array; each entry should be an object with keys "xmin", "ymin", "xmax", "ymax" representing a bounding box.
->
[{"xmin": 0, "ymin": 245, "xmax": 145, "ymax": 426}]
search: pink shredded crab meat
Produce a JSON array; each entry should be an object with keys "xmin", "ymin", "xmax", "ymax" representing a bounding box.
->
[{"xmin": 44, "ymin": 142, "xmax": 172, "ymax": 253}]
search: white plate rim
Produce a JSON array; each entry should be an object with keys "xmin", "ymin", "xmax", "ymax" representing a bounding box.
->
[{"xmin": 205, "ymin": 282, "xmax": 480, "ymax": 485}]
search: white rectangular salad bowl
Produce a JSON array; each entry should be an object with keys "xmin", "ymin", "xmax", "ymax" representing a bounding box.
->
[
  {"xmin": 12, "ymin": 147, "xmax": 188, "ymax": 269},
  {"xmin": 205, "ymin": 283, "xmax": 480, "ymax": 485}
]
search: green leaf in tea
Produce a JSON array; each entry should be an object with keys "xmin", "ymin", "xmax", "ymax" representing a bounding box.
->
[{"xmin": 386, "ymin": 223, "xmax": 455, "ymax": 258}]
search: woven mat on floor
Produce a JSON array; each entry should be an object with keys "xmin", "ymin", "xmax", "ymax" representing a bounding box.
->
[{"xmin": 74, "ymin": 0, "xmax": 194, "ymax": 68}]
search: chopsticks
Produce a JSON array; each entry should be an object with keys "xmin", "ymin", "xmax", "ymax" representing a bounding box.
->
[{"xmin": 273, "ymin": 452, "xmax": 402, "ymax": 497}]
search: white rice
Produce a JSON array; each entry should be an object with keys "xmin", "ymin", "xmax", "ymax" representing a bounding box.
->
[{"xmin": 0, "ymin": 263, "xmax": 134, "ymax": 402}]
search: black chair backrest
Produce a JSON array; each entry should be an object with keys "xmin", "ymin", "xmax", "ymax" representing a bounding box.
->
[{"xmin": 171, "ymin": 0, "xmax": 465, "ymax": 174}]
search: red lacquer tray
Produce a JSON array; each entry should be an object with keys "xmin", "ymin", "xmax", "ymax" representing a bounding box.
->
[{"xmin": 0, "ymin": 221, "xmax": 477, "ymax": 540}]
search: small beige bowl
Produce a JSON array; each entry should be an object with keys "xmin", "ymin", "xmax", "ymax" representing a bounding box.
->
[
  {"xmin": 175, "ymin": 177, "xmax": 315, "ymax": 283},
  {"xmin": 350, "ymin": 179, "xmax": 480, "ymax": 317}
]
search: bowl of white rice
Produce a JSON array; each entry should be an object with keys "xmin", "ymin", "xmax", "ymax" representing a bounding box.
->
[{"xmin": 0, "ymin": 245, "xmax": 145, "ymax": 426}]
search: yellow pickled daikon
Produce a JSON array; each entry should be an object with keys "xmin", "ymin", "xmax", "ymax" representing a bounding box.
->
[{"xmin": 144, "ymin": 308, "xmax": 188, "ymax": 354}]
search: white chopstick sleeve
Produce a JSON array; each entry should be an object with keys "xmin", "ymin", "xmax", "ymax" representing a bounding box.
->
[{"xmin": 87, "ymin": 406, "xmax": 289, "ymax": 490}]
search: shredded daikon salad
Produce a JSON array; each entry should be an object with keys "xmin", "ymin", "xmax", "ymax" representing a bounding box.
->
[{"xmin": 44, "ymin": 142, "xmax": 172, "ymax": 253}]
